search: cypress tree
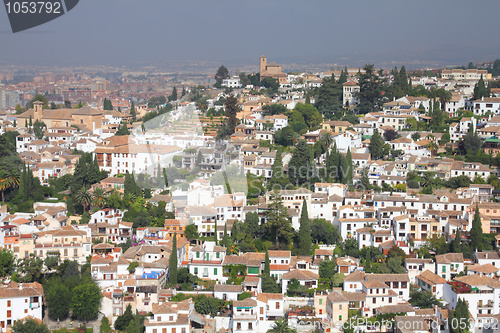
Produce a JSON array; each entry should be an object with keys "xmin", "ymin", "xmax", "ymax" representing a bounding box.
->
[
  {"xmin": 345, "ymin": 148, "xmax": 353, "ymax": 185},
  {"xmin": 451, "ymin": 228, "xmax": 461, "ymax": 253},
  {"xmin": 171, "ymin": 86, "xmax": 178, "ymax": 101},
  {"xmin": 130, "ymin": 101, "xmax": 136, "ymax": 121},
  {"xmin": 169, "ymin": 233, "xmax": 178, "ymax": 284},
  {"xmin": 264, "ymin": 251, "xmax": 270, "ymax": 277},
  {"xmin": 214, "ymin": 219, "xmax": 218, "ymax": 245},
  {"xmin": 181, "ymin": 86, "xmax": 186, "ymax": 97},
  {"xmin": 297, "ymin": 199, "xmax": 312, "ymax": 255},
  {"xmin": 222, "ymin": 223, "xmax": 229, "ymax": 248},
  {"xmin": 369, "ymin": 130, "xmax": 384, "ymax": 160},
  {"xmin": 268, "ymin": 153, "xmax": 290, "ymax": 190},
  {"xmin": 470, "ymin": 203, "xmax": 483, "ymax": 251}
]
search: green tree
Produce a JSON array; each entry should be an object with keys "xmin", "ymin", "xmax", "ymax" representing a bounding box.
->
[
  {"xmin": 32, "ymin": 120, "xmax": 47, "ymax": 140},
  {"xmin": 170, "ymin": 86, "xmax": 178, "ymax": 101},
  {"xmin": 315, "ymin": 74, "xmax": 343, "ymax": 119},
  {"xmin": 12, "ymin": 318, "xmax": 49, "ymax": 333},
  {"xmin": 264, "ymin": 250, "xmax": 271, "ymax": 277},
  {"xmin": 115, "ymin": 304, "xmax": 134, "ymax": 331},
  {"xmin": 169, "ymin": 233, "xmax": 178, "ymax": 284},
  {"xmin": 288, "ymin": 140, "xmax": 316, "ymax": 186},
  {"xmin": 71, "ymin": 281, "xmax": 102, "ymax": 321},
  {"xmin": 124, "ymin": 172, "xmax": 142, "ymax": 197},
  {"xmin": 215, "ymin": 65, "xmax": 229, "ymax": 88},
  {"xmin": 0, "ymin": 248, "xmax": 15, "ymax": 276},
  {"xmin": 185, "ymin": 224, "xmax": 199, "ymax": 241},
  {"xmin": 319, "ymin": 259, "xmax": 337, "ymax": 286},
  {"xmin": 311, "ymin": 219, "xmax": 341, "ymax": 244},
  {"xmin": 225, "ymin": 95, "xmax": 239, "ymax": 136},
  {"xmin": 130, "ymin": 101, "xmax": 136, "ymax": 121},
  {"xmin": 115, "ymin": 123, "xmax": 130, "ymax": 136},
  {"xmin": 74, "ymin": 187, "xmax": 92, "ymax": 213},
  {"xmin": 194, "ymin": 295, "xmax": 224, "ymax": 317},
  {"xmin": 473, "ymin": 75, "xmax": 489, "ymax": 100},
  {"xmin": 267, "ymin": 318, "xmax": 297, "ymax": 333},
  {"xmin": 451, "ymin": 228, "xmax": 462, "ymax": 253},
  {"xmin": 449, "ymin": 298, "xmax": 469, "ymax": 333},
  {"xmin": 356, "ymin": 64, "xmax": 383, "ymax": 114},
  {"xmin": 409, "ymin": 289, "xmax": 443, "ymax": 309},
  {"xmin": 369, "ymin": 130, "xmax": 385, "ymax": 160},
  {"xmin": 44, "ymin": 278, "xmax": 71, "ymax": 320},
  {"xmin": 244, "ymin": 212, "xmax": 259, "ymax": 238},
  {"xmin": 294, "ymin": 103, "xmax": 322, "ymax": 129},
  {"xmin": 263, "ymin": 191, "xmax": 293, "ymax": 247},
  {"xmin": 297, "ymin": 199, "xmax": 312, "ymax": 255},
  {"xmin": 100, "ymin": 316, "xmax": 112, "ymax": 333},
  {"xmin": 470, "ymin": 203, "xmax": 483, "ymax": 251}
]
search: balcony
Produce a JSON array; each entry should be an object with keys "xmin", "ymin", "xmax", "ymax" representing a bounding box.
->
[
  {"xmin": 30, "ymin": 303, "xmax": 40, "ymax": 309},
  {"xmin": 478, "ymin": 301, "xmax": 494, "ymax": 308},
  {"xmin": 233, "ymin": 312, "xmax": 257, "ymax": 320}
]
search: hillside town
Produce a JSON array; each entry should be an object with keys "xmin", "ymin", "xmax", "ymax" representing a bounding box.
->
[{"xmin": 2, "ymin": 57, "xmax": 500, "ymax": 333}]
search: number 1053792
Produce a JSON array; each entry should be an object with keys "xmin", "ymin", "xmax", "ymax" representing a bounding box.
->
[{"xmin": 5, "ymin": 1, "xmax": 62, "ymax": 14}]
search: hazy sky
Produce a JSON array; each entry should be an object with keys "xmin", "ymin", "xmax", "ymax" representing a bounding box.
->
[{"xmin": 1, "ymin": 0, "xmax": 499, "ymax": 68}]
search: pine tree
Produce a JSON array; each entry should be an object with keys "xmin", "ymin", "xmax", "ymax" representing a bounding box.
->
[
  {"xmin": 181, "ymin": 86, "xmax": 187, "ymax": 97},
  {"xmin": 470, "ymin": 203, "xmax": 483, "ymax": 251},
  {"xmin": 264, "ymin": 191, "xmax": 293, "ymax": 247},
  {"xmin": 169, "ymin": 233, "xmax": 178, "ymax": 284},
  {"xmin": 297, "ymin": 199, "xmax": 312, "ymax": 255}
]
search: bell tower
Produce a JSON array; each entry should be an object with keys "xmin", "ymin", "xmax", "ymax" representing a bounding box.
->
[
  {"xmin": 33, "ymin": 100, "xmax": 43, "ymax": 121},
  {"xmin": 260, "ymin": 55, "xmax": 267, "ymax": 76}
]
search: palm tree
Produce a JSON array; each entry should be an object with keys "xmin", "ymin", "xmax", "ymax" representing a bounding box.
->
[
  {"xmin": 0, "ymin": 171, "xmax": 10, "ymax": 202},
  {"xmin": 91, "ymin": 187, "xmax": 106, "ymax": 209},
  {"xmin": 0, "ymin": 170, "xmax": 20, "ymax": 202},
  {"xmin": 267, "ymin": 318, "xmax": 297, "ymax": 333},
  {"xmin": 75, "ymin": 187, "xmax": 92, "ymax": 213}
]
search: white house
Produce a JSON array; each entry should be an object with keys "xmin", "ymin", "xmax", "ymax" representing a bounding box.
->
[{"xmin": 0, "ymin": 281, "xmax": 44, "ymax": 331}]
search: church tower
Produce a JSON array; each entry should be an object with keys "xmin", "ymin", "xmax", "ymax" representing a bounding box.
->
[{"xmin": 260, "ymin": 56, "xmax": 267, "ymax": 76}]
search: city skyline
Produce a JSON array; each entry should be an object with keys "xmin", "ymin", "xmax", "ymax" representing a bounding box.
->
[{"xmin": 0, "ymin": 0, "xmax": 499, "ymax": 68}]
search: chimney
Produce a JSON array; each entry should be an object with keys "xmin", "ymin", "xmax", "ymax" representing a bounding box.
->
[{"xmin": 482, "ymin": 97, "xmax": 484, "ymax": 101}]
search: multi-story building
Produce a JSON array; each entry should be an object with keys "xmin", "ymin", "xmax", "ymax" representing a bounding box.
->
[{"xmin": 0, "ymin": 281, "xmax": 43, "ymax": 331}]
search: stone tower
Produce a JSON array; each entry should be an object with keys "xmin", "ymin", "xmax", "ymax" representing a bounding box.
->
[
  {"xmin": 260, "ymin": 56, "xmax": 267, "ymax": 76},
  {"xmin": 33, "ymin": 100, "xmax": 43, "ymax": 121}
]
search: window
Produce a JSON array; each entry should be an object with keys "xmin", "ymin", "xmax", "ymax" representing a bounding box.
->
[
  {"xmin": 214, "ymin": 268, "xmax": 218, "ymax": 275},
  {"xmin": 237, "ymin": 322, "xmax": 241, "ymax": 330},
  {"xmin": 24, "ymin": 309, "xmax": 28, "ymax": 314},
  {"xmin": 7, "ymin": 310, "xmax": 11, "ymax": 318},
  {"xmin": 319, "ymin": 299, "xmax": 323, "ymax": 305},
  {"xmin": 196, "ymin": 252, "xmax": 200, "ymax": 258},
  {"xmin": 216, "ymin": 252, "xmax": 220, "ymax": 258},
  {"xmin": 276, "ymin": 302, "xmax": 280, "ymax": 309},
  {"xmin": 194, "ymin": 268, "xmax": 198, "ymax": 274},
  {"xmin": 172, "ymin": 328, "xmax": 176, "ymax": 333},
  {"xmin": 157, "ymin": 316, "xmax": 161, "ymax": 322},
  {"xmin": 339, "ymin": 304, "xmax": 342, "ymax": 310},
  {"xmin": 260, "ymin": 307, "xmax": 264, "ymax": 314},
  {"xmin": 7, "ymin": 300, "xmax": 11, "ymax": 307},
  {"xmin": 248, "ymin": 323, "xmax": 253, "ymax": 330}
]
